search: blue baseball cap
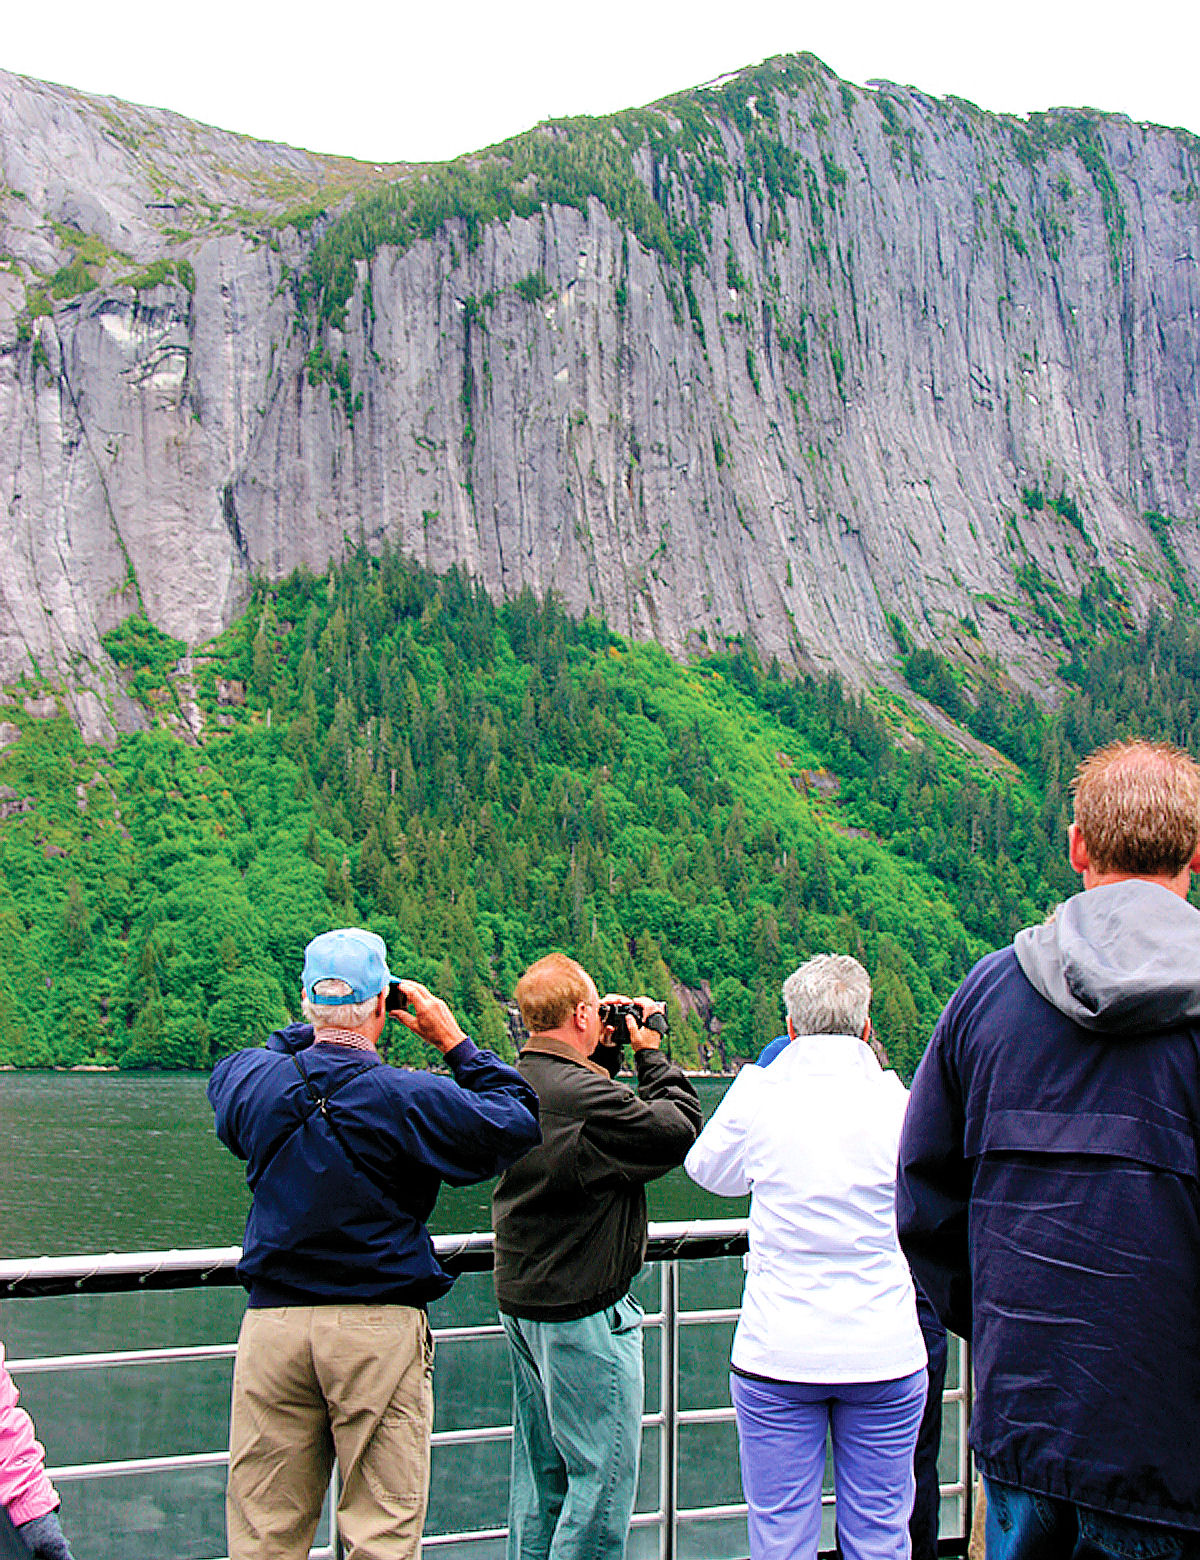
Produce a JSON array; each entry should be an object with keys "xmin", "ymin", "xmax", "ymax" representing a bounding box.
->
[{"xmin": 302, "ymin": 927, "xmax": 393, "ymax": 1005}]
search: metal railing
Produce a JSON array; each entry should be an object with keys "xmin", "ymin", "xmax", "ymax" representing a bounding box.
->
[{"xmin": 0, "ymin": 1222, "xmax": 971, "ymax": 1560}]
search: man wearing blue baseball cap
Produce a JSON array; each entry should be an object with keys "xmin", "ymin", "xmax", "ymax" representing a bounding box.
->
[{"xmin": 209, "ymin": 927, "xmax": 540, "ymax": 1560}]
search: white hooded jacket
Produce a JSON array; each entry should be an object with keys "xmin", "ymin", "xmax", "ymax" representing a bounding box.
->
[{"xmin": 685, "ymin": 1034, "xmax": 926, "ymax": 1383}]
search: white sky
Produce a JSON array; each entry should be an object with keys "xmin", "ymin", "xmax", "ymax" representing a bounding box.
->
[{"xmin": 3, "ymin": 0, "xmax": 1198, "ymax": 164}]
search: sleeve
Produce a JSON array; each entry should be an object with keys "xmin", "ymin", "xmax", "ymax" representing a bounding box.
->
[
  {"xmin": 577, "ymin": 1052, "xmax": 702, "ymax": 1188},
  {"xmin": 207, "ymin": 1049, "xmax": 273, "ymax": 1162},
  {"xmin": 206, "ymin": 1053, "xmax": 247, "ymax": 1160},
  {"xmin": 896, "ymin": 1003, "xmax": 973, "ymax": 1340},
  {"xmin": 683, "ymin": 1070, "xmax": 752, "ymax": 1196},
  {"xmin": 386, "ymin": 1040, "xmax": 541, "ymax": 1187},
  {"xmin": 0, "ymin": 1346, "xmax": 59, "ymax": 1527}
]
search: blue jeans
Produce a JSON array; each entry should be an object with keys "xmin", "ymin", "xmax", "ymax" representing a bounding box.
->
[
  {"xmin": 502, "ymin": 1295, "xmax": 644, "ymax": 1560},
  {"xmin": 732, "ymin": 1369, "xmax": 927, "ymax": 1560},
  {"xmin": 984, "ymin": 1477, "xmax": 1200, "ymax": 1560}
]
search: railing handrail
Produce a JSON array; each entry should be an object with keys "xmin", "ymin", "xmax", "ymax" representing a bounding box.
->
[
  {"xmin": 0, "ymin": 1221, "xmax": 971, "ymax": 1560},
  {"xmin": 0, "ymin": 1219, "xmax": 752, "ymax": 1298}
]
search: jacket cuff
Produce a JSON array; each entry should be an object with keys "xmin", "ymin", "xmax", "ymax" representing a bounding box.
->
[
  {"xmin": 444, "ymin": 1037, "xmax": 480, "ymax": 1070},
  {"xmin": 7, "ymin": 1486, "xmax": 59, "ymax": 1528}
]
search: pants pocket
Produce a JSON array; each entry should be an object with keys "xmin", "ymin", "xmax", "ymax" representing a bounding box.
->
[
  {"xmin": 608, "ymin": 1294, "xmax": 644, "ymax": 1335},
  {"xmin": 359, "ymin": 1387, "xmax": 430, "ymax": 1509},
  {"xmin": 1077, "ymin": 1508, "xmax": 1184, "ymax": 1560}
]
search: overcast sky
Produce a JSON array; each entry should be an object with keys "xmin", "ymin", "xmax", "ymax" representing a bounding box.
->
[{"xmin": 4, "ymin": 0, "xmax": 1197, "ymax": 163}]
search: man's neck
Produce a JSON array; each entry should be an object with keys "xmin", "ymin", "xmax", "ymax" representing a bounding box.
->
[
  {"xmin": 522, "ymin": 1033, "xmax": 609, "ymax": 1076},
  {"xmin": 528, "ymin": 1027, "xmax": 593, "ymax": 1060},
  {"xmin": 1082, "ymin": 866, "xmax": 1193, "ymax": 898}
]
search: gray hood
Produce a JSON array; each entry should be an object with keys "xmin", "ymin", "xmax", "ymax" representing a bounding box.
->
[{"xmin": 1013, "ymin": 879, "xmax": 1200, "ymax": 1034}]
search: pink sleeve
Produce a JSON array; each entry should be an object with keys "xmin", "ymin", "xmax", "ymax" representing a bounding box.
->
[{"xmin": 0, "ymin": 1345, "xmax": 59, "ymax": 1527}]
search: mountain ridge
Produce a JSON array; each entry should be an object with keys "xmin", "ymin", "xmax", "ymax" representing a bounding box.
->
[{"xmin": 1, "ymin": 54, "xmax": 1198, "ymax": 739}]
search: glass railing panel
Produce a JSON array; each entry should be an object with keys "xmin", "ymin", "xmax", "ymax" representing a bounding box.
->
[
  {"xmin": 636, "ymin": 1285, "xmax": 664, "ymax": 1422},
  {"xmin": 677, "ymin": 1418, "xmax": 744, "ymax": 1511},
  {"xmin": 428, "ymin": 1327, "xmax": 511, "ymax": 1436},
  {"xmin": 678, "ymin": 1317, "xmax": 736, "ymax": 1414},
  {"xmin": 677, "ymin": 1251, "xmax": 745, "ymax": 1311},
  {"xmin": 50, "ymin": 1464, "xmax": 233, "ymax": 1560},
  {"xmin": 1, "ymin": 1286, "xmax": 246, "ymax": 1355},
  {"xmin": 633, "ymin": 1425, "xmax": 661, "ymax": 1517},
  {"xmin": 677, "ymin": 1512, "xmax": 752, "ymax": 1560},
  {"xmin": 429, "ymin": 1267, "xmax": 498, "ymax": 1332},
  {"xmin": 426, "ymin": 1435, "xmax": 511, "ymax": 1541}
]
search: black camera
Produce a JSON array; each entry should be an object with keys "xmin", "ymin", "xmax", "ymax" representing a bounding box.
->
[
  {"xmin": 592, "ymin": 1000, "xmax": 669, "ymax": 1078},
  {"xmin": 385, "ymin": 981, "xmax": 409, "ymax": 1013},
  {"xmin": 598, "ymin": 1001, "xmax": 669, "ymax": 1045}
]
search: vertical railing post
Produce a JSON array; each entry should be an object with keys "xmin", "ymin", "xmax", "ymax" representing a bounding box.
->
[
  {"xmin": 659, "ymin": 1258, "xmax": 679, "ymax": 1560},
  {"xmin": 331, "ymin": 1463, "xmax": 344, "ymax": 1560}
]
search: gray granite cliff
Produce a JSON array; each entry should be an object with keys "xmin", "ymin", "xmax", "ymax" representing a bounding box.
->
[{"xmin": 1, "ymin": 57, "xmax": 1197, "ymax": 739}]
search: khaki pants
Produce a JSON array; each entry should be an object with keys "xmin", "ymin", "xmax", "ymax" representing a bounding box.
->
[{"xmin": 226, "ymin": 1304, "xmax": 433, "ymax": 1560}]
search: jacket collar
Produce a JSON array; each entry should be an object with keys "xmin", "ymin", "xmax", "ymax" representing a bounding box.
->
[{"xmin": 520, "ymin": 1034, "xmax": 610, "ymax": 1077}]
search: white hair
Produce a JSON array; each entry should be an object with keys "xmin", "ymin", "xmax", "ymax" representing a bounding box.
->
[
  {"xmin": 301, "ymin": 977, "xmax": 381, "ymax": 1031},
  {"xmin": 781, "ymin": 954, "xmax": 871, "ymax": 1037}
]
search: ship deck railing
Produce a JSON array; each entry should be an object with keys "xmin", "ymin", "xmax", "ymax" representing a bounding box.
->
[{"xmin": 0, "ymin": 1220, "xmax": 972, "ymax": 1559}]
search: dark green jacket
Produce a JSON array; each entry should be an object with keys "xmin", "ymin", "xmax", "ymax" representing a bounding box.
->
[{"xmin": 492, "ymin": 1040, "xmax": 702, "ymax": 1320}]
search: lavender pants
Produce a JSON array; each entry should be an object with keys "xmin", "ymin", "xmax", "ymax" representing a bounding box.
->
[{"xmin": 731, "ymin": 1369, "xmax": 927, "ymax": 1560}]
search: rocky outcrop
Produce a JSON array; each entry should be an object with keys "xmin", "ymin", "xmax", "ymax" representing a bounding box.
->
[{"xmin": 1, "ymin": 58, "xmax": 1198, "ymax": 738}]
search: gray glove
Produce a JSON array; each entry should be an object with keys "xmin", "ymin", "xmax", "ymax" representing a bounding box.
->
[{"xmin": 16, "ymin": 1511, "xmax": 74, "ymax": 1560}]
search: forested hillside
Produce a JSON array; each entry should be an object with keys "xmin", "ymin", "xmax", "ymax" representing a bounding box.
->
[{"xmin": 1, "ymin": 551, "xmax": 1197, "ymax": 1077}]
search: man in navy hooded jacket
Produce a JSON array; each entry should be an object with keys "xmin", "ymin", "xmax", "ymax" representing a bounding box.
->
[
  {"xmin": 209, "ymin": 927, "xmax": 540, "ymax": 1560},
  {"xmin": 898, "ymin": 740, "xmax": 1200, "ymax": 1559}
]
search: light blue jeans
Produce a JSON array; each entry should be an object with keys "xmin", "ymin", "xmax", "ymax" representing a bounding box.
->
[
  {"xmin": 731, "ymin": 1368, "xmax": 927, "ymax": 1560},
  {"xmin": 983, "ymin": 1477, "xmax": 1200, "ymax": 1560},
  {"xmin": 502, "ymin": 1295, "xmax": 644, "ymax": 1560}
]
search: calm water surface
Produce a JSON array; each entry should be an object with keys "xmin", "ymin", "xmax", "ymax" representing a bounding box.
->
[{"xmin": 0, "ymin": 1070, "xmax": 741, "ymax": 1257}]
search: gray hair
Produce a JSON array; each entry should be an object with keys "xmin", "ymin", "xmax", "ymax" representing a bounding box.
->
[
  {"xmin": 781, "ymin": 954, "xmax": 871, "ymax": 1037},
  {"xmin": 300, "ymin": 978, "xmax": 381, "ymax": 1031}
]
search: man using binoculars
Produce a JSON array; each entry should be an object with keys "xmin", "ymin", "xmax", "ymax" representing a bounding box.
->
[{"xmin": 493, "ymin": 952, "xmax": 702, "ymax": 1560}]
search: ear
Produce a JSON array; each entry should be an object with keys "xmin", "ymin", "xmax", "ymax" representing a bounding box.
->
[
  {"xmin": 1190, "ymin": 840, "xmax": 1200, "ymax": 875},
  {"xmin": 786, "ymin": 1016, "xmax": 796, "ymax": 1042},
  {"xmin": 1068, "ymin": 823, "xmax": 1090, "ymax": 877}
]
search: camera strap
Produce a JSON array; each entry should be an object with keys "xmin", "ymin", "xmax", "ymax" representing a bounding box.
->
[{"xmin": 290, "ymin": 1052, "xmax": 401, "ymax": 1208}]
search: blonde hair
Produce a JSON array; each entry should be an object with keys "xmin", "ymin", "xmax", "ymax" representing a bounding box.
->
[
  {"xmin": 1071, "ymin": 739, "xmax": 1200, "ymax": 877},
  {"xmin": 515, "ymin": 953, "xmax": 592, "ymax": 1033}
]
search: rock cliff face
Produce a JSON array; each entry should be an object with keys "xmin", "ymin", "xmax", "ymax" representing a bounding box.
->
[{"xmin": 1, "ymin": 57, "xmax": 1198, "ymax": 739}]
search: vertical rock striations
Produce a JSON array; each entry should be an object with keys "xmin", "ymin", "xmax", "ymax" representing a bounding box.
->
[{"xmin": 1, "ymin": 57, "xmax": 1198, "ymax": 737}]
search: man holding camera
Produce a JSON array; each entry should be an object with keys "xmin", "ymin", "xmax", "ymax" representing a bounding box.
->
[
  {"xmin": 493, "ymin": 952, "xmax": 702, "ymax": 1560},
  {"xmin": 209, "ymin": 927, "xmax": 540, "ymax": 1560}
]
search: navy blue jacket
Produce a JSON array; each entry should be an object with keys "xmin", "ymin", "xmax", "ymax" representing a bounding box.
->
[
  {"xmin": 209, "ymin": 1024, "xmax": 540, "ymax": 1307},
  {"xmin": 898, "ymin": 919, "xmax": 1200, "ymax": 1532}
]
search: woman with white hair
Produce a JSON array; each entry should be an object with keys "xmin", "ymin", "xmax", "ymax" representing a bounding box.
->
[{"xmin": 685, "ymin": 954, "xmax": 926, "ymax": 1560}]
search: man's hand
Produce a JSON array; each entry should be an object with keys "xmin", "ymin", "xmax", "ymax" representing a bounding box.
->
[
  {"xmin": 629, "ymin": 997, "xmax": 667, "ymax": 1051},
  {"xmin": 388, "ymin": 980, "xmax": 468, "ymax": 1056},
  {"xmin": 601, "ymin": 993, "xmax": 667, "ymax": 1052}
]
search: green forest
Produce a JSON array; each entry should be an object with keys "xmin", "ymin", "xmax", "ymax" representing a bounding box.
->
[{"xmin": 1, "ymin": 547, "xmax": 1197, "ymax": 1078}]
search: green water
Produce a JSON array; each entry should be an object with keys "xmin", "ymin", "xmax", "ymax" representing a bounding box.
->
[
  {"xmin": 0, "ymin": 1071, "xmax": 741, "ymax": 1259},
  {"xmin": 0, "ymin": 1073, "xmax": 961, "ymax": 1560}
]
